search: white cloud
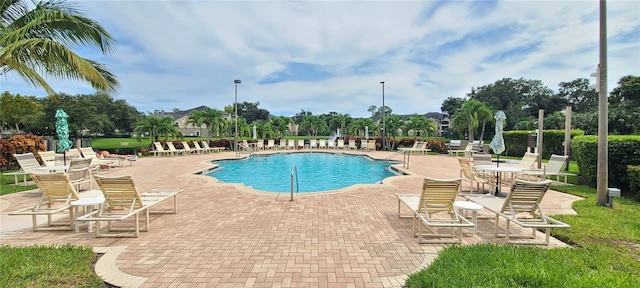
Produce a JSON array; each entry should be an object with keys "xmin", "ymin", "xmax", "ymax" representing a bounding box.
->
[{"xmin": 3, "ymin": 0, "xmax": 639, "ymax": 118}]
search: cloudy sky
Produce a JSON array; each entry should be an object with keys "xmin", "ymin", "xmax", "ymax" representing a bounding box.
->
[{"xmin": 3, "ymin": 0, "xmax": 639, "ymax": 118}]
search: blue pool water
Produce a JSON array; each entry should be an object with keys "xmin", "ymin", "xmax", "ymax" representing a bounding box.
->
[{"xmin": 207, "ymin": 152, "xmax": 398, "ymax": 193}]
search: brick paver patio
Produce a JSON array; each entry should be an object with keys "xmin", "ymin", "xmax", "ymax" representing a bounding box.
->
[{"xmin": 0, "ymin": 150, "xmax": 582, "ymax": 287}]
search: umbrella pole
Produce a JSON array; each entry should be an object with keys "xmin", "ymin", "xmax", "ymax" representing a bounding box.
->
[
  {"xmin": 495, "ymin": 154, "xmax": 500, "ymax": 196},
  {"xmin": 63, "ymin": 151, "xmax": 66, "ymax": 166}
]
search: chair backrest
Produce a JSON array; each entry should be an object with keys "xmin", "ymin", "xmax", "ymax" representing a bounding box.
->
[
  {"xmin": 181, "ymin": 141, "xmax": 193, "ymax": 151},
  {"xmin": 473, "ymin": 153, "xmax": 492, "ymax": 166},
  {"xmin": 95, "ymin": 175, "xmax": 145, "ymax": 213},
  {"xmin": 201, "ymin": 141, "xmax": 210, "ymax": 149},
  {"xmin": 411, "ymin": 141, "xmax": 420, "ymax": 149},
  {"xmin": 337, "ymin": 139, "xmax": 345, "ymax": 147},
  {"xmin": 154, "ymin": 142, "xmax": 166, "ymax": 151},
  {"xmin": 166, "ymin": 142, "xmax": 179, "ymax": 151},
  {"xmin": 349, "ymin": 140, "xmax": 356, "ymax": 148},
  {"xmin": 193, "ymin": 141, "xmax": 203, "ymax": 150},
  {"xmin": 544, "ymin": 154, "xmax": 569, "ymax": 174},
  {"xmin": 418, "ymin": 177, "xmax": 461, "ymax": 215},
  {"xmin": 286, "ymin": 139, "xmax": 294, "ymax": 147},
  {"xmin": 327, "ymin": 139, "xmax": 335, "ymax": 147},
  {"xmin": 255, "ymin": 140, "xmax": 264, "ymax": 149},
  {"xmin": 500, "ymin": 179, "xmax": 552, "ymax": 219},
  {"xmin": 31, "ymin": 172, "xmax": 81, "ymax": 204},
  {"xmin": 38, "ymin": 151, "xmax": 56, "ymax": 167},
  {"xmin": 457, "ymin": 157, "xmax": 477, "ymax": 180},
  {"xmin": 463, "ymin": 142, "xmax": 474, "ymax": 151},
  {"xmin": 66, "ymin": 149, "xmax": 80, "ymax": 157},
  {"xmin": 268, "ymin": 139, "xmax": 275, "ymax": 146},
  {"xmin": 367, "ymin": 140, "xmax": 376, "ymax": 150},
  {"xmin": 309, "ymin": 139, "xmax": 317, "ymax": 148},
  {"xmin": 13, "ymin": 153, "xmax": 43, "ymax": 172},
  {"xmin": 449, "ymin": 140, "xmax": 462, "ymax": 148},
  {"xmin": 519, "ymin": 152, "xmax": 539, "ymax": 169},
  {"xmin": 78, "ymin": 147, "xmax": 97, "ymax": 158},
  {"xmin": 68, "ymin": 158, "xmax": 92, "ymax": 182}
]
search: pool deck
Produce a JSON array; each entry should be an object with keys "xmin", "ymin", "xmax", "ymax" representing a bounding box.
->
[{"xmin": 0, "ymin": 150, "xmax": 582, "ymax": 287}]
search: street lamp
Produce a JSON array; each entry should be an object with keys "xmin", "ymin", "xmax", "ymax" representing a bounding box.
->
[
  {"xmin": 234, "ymin": 79, "xmax": 241, "ymax": 153},
  {"xmin": 380, "ymin": 81, "xmax": 385, "ymax": 151}
]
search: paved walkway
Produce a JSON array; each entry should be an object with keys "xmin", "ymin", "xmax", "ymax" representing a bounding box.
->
[{"xmin": 0, "ymin": 150, "xmax": 583, "ymax": 287}]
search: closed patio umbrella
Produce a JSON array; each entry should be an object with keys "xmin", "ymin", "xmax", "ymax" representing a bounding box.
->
[
  {"xmin": 489, "ymin": 110, "xmax": 507, "ymax": 166},
  {"xmin": 55, "ymin": 109, "xmax": 73, "ymax": 166}
]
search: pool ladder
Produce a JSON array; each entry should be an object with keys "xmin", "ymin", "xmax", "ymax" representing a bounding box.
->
[{"xmin": 290, "ymin": 165, "xmax": 299, "ymax": 201}]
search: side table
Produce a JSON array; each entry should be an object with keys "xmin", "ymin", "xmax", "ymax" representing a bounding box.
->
[
  {"xmin": 71, "ymin": 197, "xmax": 104, "ymax": 232},
  {"xmin": 454, "ymin": 201, "xmax": 483, "ymax": 234}
]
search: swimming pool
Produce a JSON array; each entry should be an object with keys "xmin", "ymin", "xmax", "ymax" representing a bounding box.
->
[{"xmin": 207, "ymin": 152, "xmax": 399, "ymax": 193}]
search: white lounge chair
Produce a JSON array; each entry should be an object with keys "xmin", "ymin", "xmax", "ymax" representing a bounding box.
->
[
  {"xmin": 463, "ymin": 179, "xmax": 570, "ymax": 246},
  {"xmin": 396, "ymin": 177, "xmax": 474, "ymax": 244},
  {"xmin": 76, "ymin": 175, "xmax": 180, "ymax": 237},
  {"xmin": 7, "ymin": 153, "xmax": 45, "ymax": 185},
  {"xmin": 152, "ymin": 142, "xmax": 174, "ymax": 157}
]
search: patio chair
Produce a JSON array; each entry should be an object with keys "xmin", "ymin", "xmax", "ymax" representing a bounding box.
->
[
  {"xmin": 77, "ymin": 146, "xmax": 124, "ymax": 169},
  {"xmin": 201, "ymin": 141, "xmax": 224, "ymax": 153},
  {"xmin": 8, "ymin": 172, "xmax": 102, "ymax": 231},
  {"xmin": 192, "ymin": 141, "xmax": 211, "ymax": 154},
  {"xmin": 6, "ymin": 153, "xmax": 45, "ymax": 185},
  {"xmin": 317, "ymin": 139, "xmax": 327, "ymax": 149},
  {"xmin": 286, "ymin": 139, "xmax": 295, "ymax": 149},
  {"xmin": 68, "ymin": 158, "xmax": 93, "ymax": 191},
  {"xmin": 76, "ymin": 174, "xmax": 180, "ymax": 237},
  {"xmin": 463, "ymin": 179, "xmax": 570, "ymax": 246},
  {"xmin": 518, "ymin": 154, "xmax": 575, "ymax": 183},
  {"xmin": 396, "ymin": 177, "xmax": 474, "ymax": 244},
  {"xmin": 472, "ymin": 153, "xmax": 493, "ymax": 167},
  {"xmin": 327, "ymin": 139, "xmax": 335, "ymax": 149},
  {"xmin": 309, "ymin": 139, "xmax": 317, "ymax": 149},
  {"xmin": 181, "ymin": 141, "xmax": 200, "ymax": 154},
  {"xmin": 152, "ymin": 142, "xmax": 174, "ymax": 157},
  {"xmin": 255, "ymin": 140, "xmax": 264, "ymax": 150},
  {"xmin": 277, "ymin": 139, "xmax": 286, "ymax": 150},
  {"xmin": 447, "ymin": 140, "xmax": 462, "ymax": 155},
  {"xmin": 38, "ymin": 151, "xmax": 56, "ymax": 167},
  {"xmin": 449, "ymin": 142, "xmax": 474, "ymax": 157},
  {"xmin": 166, "ymin": 142, "xmax": 186, "ymax": 156},
  {"xmin": 348, "ymin": 140, "xmax": 357, "ymax": 150},
  {"xmin": 458, "ymin": 157, "xmax": 494, "ymax": 194},
  {"xmin": 265, "ymin": 139, "xmax": 277, "ymax": 150}
]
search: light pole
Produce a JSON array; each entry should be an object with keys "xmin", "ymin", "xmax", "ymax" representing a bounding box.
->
[
  {"xmin": 234, "ymin": 79, "xmax": 241, "ymax": 153},
  {"xmin": 380, "ymin": 81, "xmax": 385, "ymax": 151}
]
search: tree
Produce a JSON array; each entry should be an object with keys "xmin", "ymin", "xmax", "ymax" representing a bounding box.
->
[
  {"xmin": 0, "ymin": 0, "xmax": 118, "ymax": 94},
  {"xmin": 237, "ymin": 101, "xmax": 269, "ymax": 123},
  {"xmin": 451, "ymin": 101, "xmax": 479, "ymax": 140},
  {"xmin": 404, "ymin": 116, "xmax": 436, "ymax": 138},
  {"xmin": 469, "ymin": 78, "xmax": 554, "ymax": 130},
  {"xmin": 134, "ymin": 115, "xmax": 182, "ymax": 142},
  {"xmin": 186, "ymin": 110, "xmax": 207, "ymax": 137},
  {"xmin": 270, "ymin": 116, "xmax": 291, "ymax": 138},
  {"xmin": 0, "ymin": 92, "xmax": 42, "ymax": 131},
  {"xmin": 329, "ymin": 113, "xmax": 352, "ymax": 136},
  {"xmin": 557, "ymin": 78, "xmax": 598, "ymax": 113},
  {"xmin": 386, "ymin": 115, "xmax": 403, "ymax": 139},
  {"xmin": 299, "ymin": 114, "xmax": 327, "ymax": 136},
  {"xmin": 440, "ymin": 97, "xmax": 465, "ymax": 117},
  {"xmin": 367, "ymin": 105, "xmax": 377, "ymax": 117},
  {"xmin": 201, "ymin": 108, "xmax": 225, "ymax": 138},
  {"xmin": 609, "ymin": 75, "xmax": 640, "ymax": 108}
]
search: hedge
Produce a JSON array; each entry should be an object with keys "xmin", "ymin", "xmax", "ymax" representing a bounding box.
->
[
  {"xmin": 571, "ymin": 135, "xmax": 640, "ymax": 194},
  {"xmin": 502, "ymin": 129, "xmax": 585, "ymax": 158}
]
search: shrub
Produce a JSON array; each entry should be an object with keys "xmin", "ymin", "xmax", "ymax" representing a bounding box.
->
[
  {"xmin": 627, "ymin": 165, "xmax": 640, "ymax": 199},
  {"xmin": 0, "ymin": 134, "xmax": 46, "ymax": 170},
  {"xmin": 503, "ymin": 129, "xmax": 585, "ymax": 158},
  {"xmin": 572, "ymin": 135, "xmax": 640, "ymax": 192},
  {"xmin": 426, "ymin": 139, "xmax": 447, "ymax": 154}
]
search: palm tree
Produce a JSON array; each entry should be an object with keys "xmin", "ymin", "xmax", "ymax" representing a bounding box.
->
[
  {"xmin": 134, "ymin": 115, "xmax": 182, "ymax": 142},
  {"xmin": 451, "ymin": 99, "xmax": 492, "ymax": 142},
  {"xmin": 329, "ymin": 113, "xmax": 351, "ymax": 136},
  {"xmin": 404, "ymin": 116, "xmax": 436, "ymax": 138},
  {"xmin": 186, "ymin": 110, "xmax": 206, "ymax": 137},
  {"xmin": 1, "ymin": 0, "xmax": 118, "ymax": 94},
  {"xmin": 270, "ymin": 116, "xmax": 291, "ymax": 139},
  {"xmin": 299, "ymin": 114, "xmax": 327, "ymax": 136},
  {"xmin": 386, "ymin": 115, "xmax": 403, "ymax": 139},
  {"xmin": 201, "ymin": 108, "xmax": 224, "ymax": 138}
]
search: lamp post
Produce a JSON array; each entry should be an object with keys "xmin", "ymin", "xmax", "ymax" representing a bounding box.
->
[
  {"xmin": 380, "ymin": 81, "xmax": 385, "ymax": 151},
  {"xmin": 234, "ymin": 79, "xmax": 241, "ymax": 153}
]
